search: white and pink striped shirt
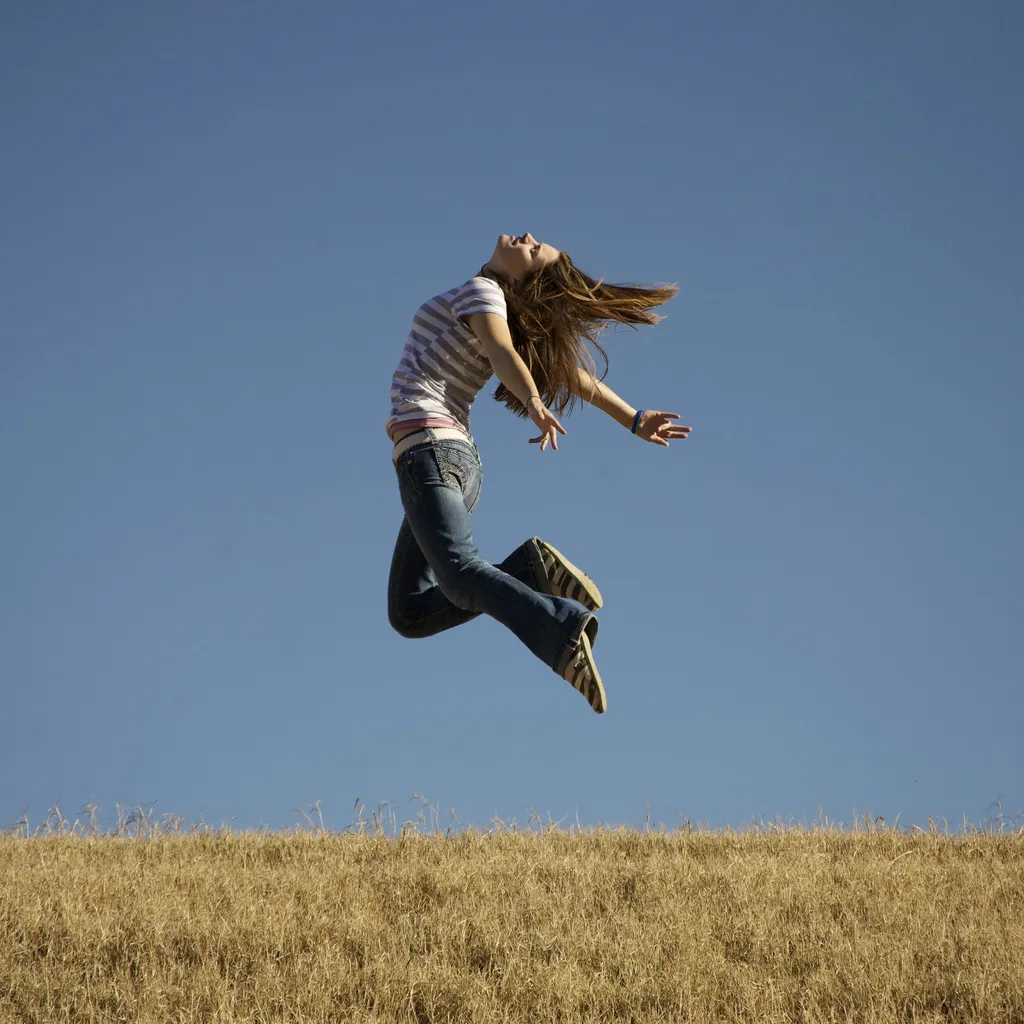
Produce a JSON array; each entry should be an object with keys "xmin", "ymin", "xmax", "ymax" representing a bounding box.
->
[{"xmin": 386, "ymin": 276, "xmax": 506, "ymax": 442}]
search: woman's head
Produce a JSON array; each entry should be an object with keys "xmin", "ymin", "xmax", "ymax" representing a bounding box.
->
[
  {"xmin": 482, "ymin": 233, "xmax": 678, "ymax": 418},
  {"xmin": 486, "ymin": 233, "xmax": 561, "ymax": 284}
]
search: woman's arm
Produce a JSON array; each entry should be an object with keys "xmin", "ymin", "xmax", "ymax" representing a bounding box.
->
[
  {"xmin": 572, "ymin": 366, "xmax": 692, "ymax": 447},
  {"xmin": 466, "ymin": 312, "xmax": 567, "ymax": 451},
  {"xmin": 466, "ymin": 313, "xmax": 542, "ymax": 408},
  {"xmin": 572, "ymin": 367, "xmax": 638, "ymax": 430}
]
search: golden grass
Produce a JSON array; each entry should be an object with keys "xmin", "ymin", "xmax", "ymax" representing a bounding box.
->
[{"xmin": 1, "ymin": 807, "xmax": 1022, "ymax": 1023}]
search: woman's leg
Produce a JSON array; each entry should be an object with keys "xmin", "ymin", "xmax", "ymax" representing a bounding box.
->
[
  {"xmin": 390, "ymin": 440, "xmax": 590, "ymax": 672},
  {"xmin": 387, "ymin": 516, "xmax": 539, "ymax": 639}
]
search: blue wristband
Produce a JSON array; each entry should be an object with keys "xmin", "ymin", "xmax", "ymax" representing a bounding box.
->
[{"xmin": 631, "ymin": 409, "xmax": 645, "ymax": 434}]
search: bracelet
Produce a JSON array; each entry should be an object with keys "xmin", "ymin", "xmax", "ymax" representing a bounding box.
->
[
  {"xmin": 631, "ymin": 409, "xmax": 645, "ymax": 434},
  {"xmin": 525, "ymin": 395, "xmax": 541, "ymax": 406}
]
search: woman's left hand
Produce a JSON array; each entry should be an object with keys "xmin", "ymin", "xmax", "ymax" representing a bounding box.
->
[{"xmin": 636, "ymin": 411, "xmax": 692, "ymax": 447}]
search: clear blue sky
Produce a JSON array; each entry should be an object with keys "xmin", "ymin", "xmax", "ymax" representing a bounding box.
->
[{"xmin": 3, "ymin": 2, "xmax": 1021, "ymax": 836}]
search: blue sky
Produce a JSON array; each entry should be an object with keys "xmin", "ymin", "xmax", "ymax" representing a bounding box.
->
[{"xmin": 3, "ymin": 1, "xmax": 1021, "ymax": 836}]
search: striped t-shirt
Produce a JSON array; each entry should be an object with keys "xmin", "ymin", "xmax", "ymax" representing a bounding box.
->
[{"xmin": 385, "ymin": 275, "xmax": 506, "ymax": 441}]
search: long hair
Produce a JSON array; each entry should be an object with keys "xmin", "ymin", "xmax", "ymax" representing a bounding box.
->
[{"xmin": 488, "ymin": 252, "xmax": 677, "ymax": 417}]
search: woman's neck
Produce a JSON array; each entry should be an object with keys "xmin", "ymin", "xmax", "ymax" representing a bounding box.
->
[{"xmin": 480, "ymin": 264, "xmax": 517, "ymax": 292}]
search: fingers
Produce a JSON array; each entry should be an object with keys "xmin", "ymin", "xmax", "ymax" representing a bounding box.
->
[
  {"xmin": 528, "ymin": 409, "xmax": 565, "ymax": 451},
  {"xmin": 650, "ymin": 412, "xmax": 690, "ymax": 433},
  {"xmin": 537, "ymin": 417, "xmax": 566, "ymax": 438},
  {"xmin": 528, "ymin": 430, "xmax": 559, "ymax": 451},
  {"xmin": 642, "ymin": 415, "xmax": 693, "ymax": 446}
]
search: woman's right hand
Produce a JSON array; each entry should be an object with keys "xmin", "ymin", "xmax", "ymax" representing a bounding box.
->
[{"xmin": 526, "ymin": 396, "xmax": 567, "ymax": 451}]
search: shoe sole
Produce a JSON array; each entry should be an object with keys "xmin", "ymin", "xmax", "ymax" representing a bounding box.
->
[{"xmin": 539, "ymin": 541, "xmax": 604, "ymax": 611}]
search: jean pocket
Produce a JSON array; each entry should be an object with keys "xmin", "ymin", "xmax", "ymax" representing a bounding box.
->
[
  {"xmin": 467, "ymin": 458, "xmax": 482, "ymax": 514},
  {"xmin": 433, "ymin": 445, "xmax": 469, "ymax": 492}
]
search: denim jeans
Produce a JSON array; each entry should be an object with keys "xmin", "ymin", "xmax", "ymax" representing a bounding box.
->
[{"xmin": 387, "ymin": 432, "xmax": 591, "ymax": 674}]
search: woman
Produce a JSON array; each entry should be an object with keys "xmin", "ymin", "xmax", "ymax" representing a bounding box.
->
[{"xmin": 386, "ymin": 233, "xmax": 690, "ymax": 714}]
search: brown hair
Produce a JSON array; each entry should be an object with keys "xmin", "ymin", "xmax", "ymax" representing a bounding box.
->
[{"xmin": 489, "ymin": 252, "xmax": 678, "ymax": 418}]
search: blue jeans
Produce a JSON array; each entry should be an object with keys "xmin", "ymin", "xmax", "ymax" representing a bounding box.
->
[{"xmin": 387, "ymin": 432, "xmax": 592, "ymax": 674}]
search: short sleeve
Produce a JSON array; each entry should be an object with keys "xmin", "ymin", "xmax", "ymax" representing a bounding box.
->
[{"xmin": 451, "ymin": 277, "xmax": 507, "ymax": 321}]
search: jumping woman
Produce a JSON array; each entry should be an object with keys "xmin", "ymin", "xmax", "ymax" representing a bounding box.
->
[{"xmin": 386, "ymin": 233, "xmax": 691, "ymax": 714}]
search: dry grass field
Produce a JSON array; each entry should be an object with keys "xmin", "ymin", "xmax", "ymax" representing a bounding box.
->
[{"xmin": 1, "ymin": 804, "xmax": 1022, "ymax": 1023}]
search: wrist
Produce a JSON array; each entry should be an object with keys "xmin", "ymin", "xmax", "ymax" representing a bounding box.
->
[{"xmin": 630, "ymin": 409, "xmax": 645, "ymax": 435}]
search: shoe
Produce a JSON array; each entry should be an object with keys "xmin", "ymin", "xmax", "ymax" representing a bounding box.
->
[
  {"xmin": 561, "ymin": 627, "xmax": 607, "ymax": 714},
  {"xmin": 530, "ymin": 537, "xmax": 603, "ymax": 611}
]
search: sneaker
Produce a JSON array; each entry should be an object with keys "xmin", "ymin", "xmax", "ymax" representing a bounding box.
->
[
  {"xmin": 561, "ymin": 627, "xmax": 607, "ymax": 714},
  {"xmin": 530, "ymin": 537, "xmax": 603, "ymax": 611}
]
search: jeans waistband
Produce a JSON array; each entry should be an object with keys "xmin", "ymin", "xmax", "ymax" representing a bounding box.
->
[{"xmin": 392, "ymin": 427, "xmax": 471, "ymax": 464}]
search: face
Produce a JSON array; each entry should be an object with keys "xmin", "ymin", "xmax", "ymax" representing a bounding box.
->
[{"xmin": 487, "ymin": 232, "xmax": 561, "ymax": 283}]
